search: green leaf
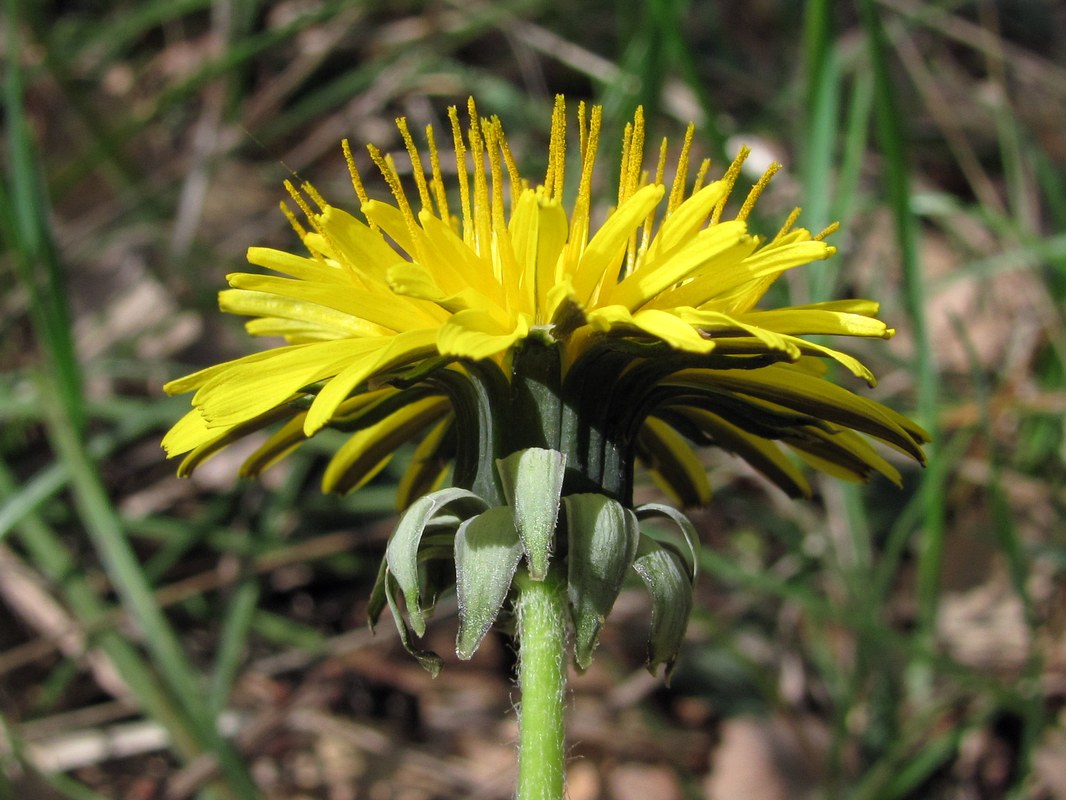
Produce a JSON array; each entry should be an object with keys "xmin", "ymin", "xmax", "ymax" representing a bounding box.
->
[
  {"xmin": 454, "ymin": 506, "xmax": 524, "ymax": 659},
  {"xmin": 631, "ymin": 536, "xmax": 695, "ymax": 681},
  {"xmin": 367, "ymin": 556, "xmax": 389, "ymax": 629},
  {"xmin": 496, "ymin": 447, "xmax": 566, "ymax": 580},
  {"xmin": 386, "ymin": 487, "xmax": 488, "ymax": 636},
  {"xmin": 384, "ymin": 576, "xmax": 443, "ymax": 677},
  {"xmin": 635, "ymin": 502, "xmax": 700, "ymax": 581},
  {"xmin": 564, "ymin": 494, "xmax": 639, "ymax": 669}
]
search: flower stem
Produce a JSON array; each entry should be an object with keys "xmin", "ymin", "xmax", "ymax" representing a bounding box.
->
[{"xmin": 514, "ymin": 569, "xmax": 568, "ymax": 800}]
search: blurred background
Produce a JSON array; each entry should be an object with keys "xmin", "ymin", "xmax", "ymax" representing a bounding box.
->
[{"xmin": 2, "ymin": 0, "xmax": 1065, "ymax": 797}]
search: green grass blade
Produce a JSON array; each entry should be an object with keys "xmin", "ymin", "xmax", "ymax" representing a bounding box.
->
[
  {"xmin": 3, "ymin": 0, "xmax": 84, "ymax": 433},
  {"xmin": 801, "ymin": 0, "xmax": 840, "ymax": 303},
  {"xmin": 0, "ymin": 460, "xmax": 234, "ymax": 790},
  {"xmin": 36, "ymin": 381, "xmax": 204, "ymax": 708},
  {"xmin": 0, "ymin": 460, "xmax": 65, "ymax": 545},
  {"xmin": 209, "ymin": 573, "xmax": 261, "ymax": 717},
  {"xmin": 855, "ymin": 0, "xmax": 942, "ymax": 643},
  {"xmin": 0, "ymin": 713, "xmax": 110, "ymax": 800},
  {"xmin": 831, "ymin": 66, "xmax": 874, "ymax": 228},
  {"xmin": 36, "ymin": 378, "xmax": 259, "ymax": 797}
]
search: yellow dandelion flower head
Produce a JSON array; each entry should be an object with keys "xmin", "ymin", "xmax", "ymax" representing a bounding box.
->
[{"xmin": 163, "ymin": 96, "xmax": 928, "ymax": 508}]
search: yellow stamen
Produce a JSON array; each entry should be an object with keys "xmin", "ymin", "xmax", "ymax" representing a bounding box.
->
[
  {"xmin": 775, "ymin": 207, "xmax": 802, "ymax": 240},
  {"xmin": 396, "ymin": 117, "xmax": 433, "ymax": 213},
  {"xmin": 493, "ymin": 116, "xmax": 523, "ymax": 212},
  {"xmin": 617, "ymin": 121, "xmax": 633, "ymax": 206},
  {"xmin": 577, "ymin": 100, "xmax": 588, "ymax": 164},
  {"xmin": 466, "ymin": 98, "xmax": 492, "ymax": 260},
  {"xmin": 545, "ymin": 95, "xmax": 567, "ymax": 201},
  {"xmin": 618, "ymin": 108, "xmax": 646, "ymax": 206},
  {"xmin": 367, "ymin": 144, "xmax": 420, "ymax": 242},
  {"xmin": 692, "ymin": 158, "xmax": 711, "ymax": 192},
  {"xmin": 737, "ymin": 162, "xmax": 781, "ymax": 222},
  {"xmin": 582, "ymin": 105, "xmax": 602, "ymax": 177},
  {"xmin": 448, "ymin": 106, "xmax": 473, "ymax": 245},
  {"xmin": 634, "ymin": 137, "xmax": 670, "ymax": 271},
  {"xmin": 285, "ymin": 182, "xmax": 340, "ymax": 265},
  {"xmin": 668, "ymin": 124, "xmax": 695, "ymax": 213},
  {"xmin": 627, "ymin": 107, "xmax": 646, "ymax": 202},
  {"xmin": 815, "ymin": 221, "xmax": 840, "ymax": 241},
  {"xmin": 424, "ymin": 124, "xmax": 450, "ymax": 222},
  {"xmin": 567, "ymin": 104, "xmax": 601, "ymax": 258},
  {"xmin": 279, "ymin": 201, "xmax": 307, "ymax": 241},
  {"xmin": 710, "ymin": 146, "xmax": 750, "ymax": 224},
  {"xmin": 484, "ymin": 120, "xmax": 520, "ymax": 311},
  {"xmin": 284, "ymin": 180, "xmax": 317, "ymax": 226},
  {"xmin": 301, "ymin": 181, "xmax": 328, "ymax": 212},
  {"xmin": 343, "ymin": 140, "xmax": 376, "ymax": 231}
]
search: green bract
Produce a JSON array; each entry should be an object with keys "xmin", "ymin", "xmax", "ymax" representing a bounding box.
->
[{"xmin": 370, "ymin": 449, "xmax": 702, "ymax": 677}]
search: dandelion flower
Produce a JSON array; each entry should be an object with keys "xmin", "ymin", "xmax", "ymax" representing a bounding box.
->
[
  {"xmin": 163, "ymin": 97, "xmax": 931, "ymax": 799},
  {"xmin": 163, "ymin": 96, "xmax": 928, "ymax": 512}
]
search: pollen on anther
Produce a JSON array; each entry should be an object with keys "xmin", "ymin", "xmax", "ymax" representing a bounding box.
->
[
  {"xmin": 279, "ymin": 201, "xmax": 307, "ymax": 240},
  {"xmin": 692, "ymin": 158, "xmax": 711, "ymax": 193},
  {"xmin": 545, "ymin": 95, "xmax": 567, "ymax": 202},
  {"xmin": 465, "ymin": 99, "xmax": 492, "ymax": 257},
  {"xmin": 396, "ymin": 117, "xmax": 433, "ymax": 213},
  {"xmin": 668, "ymin": 124, "xmax": 696, "ymax": 213},
  {"xmin": 815, "ymin": 221, "xmax": 840, "ymax": 241},
  {"xmin": 617, "ymin": 108, "xmax": 646, "ymax": 206},
  {"xmin": 638, "ymin": 137, "xmax": 670, "ymax": 257},
  {"xmin": 737, "ymin": 162, "xmax": 781, "ymax": 222},
  {"xmin": 424, "ymin": 124, "xmax": 450, "ymax": 222},
  {"xmin": 301, "ymin": 181, "xmax": 329, "ymax": 212},
  {"xmin": 284, "ymin": 180, "xmax": 316, "ymax": 225},
  {"xmin": 492, "ymin": 116, "xmax": 523, "ymax": 211},
  {"xmin": 367, "ymin": 144, "xmax": 420, "ymax": 243},
  {"xmin": 342, "ymin": 140, "xmax": 375, "ymax": 230},
  {"xmin": 774, "ymin": 207, "xmax": 803, "ymax": 241},
  {"xmin": 710, "ymin": 146, "xmax": 750, "ymax": 225},
  {"xmin": 448, "ymin": 106, "xmax": 473, "ymax": 244}
]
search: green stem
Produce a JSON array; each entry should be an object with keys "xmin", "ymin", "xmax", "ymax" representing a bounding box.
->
[{"xmin": 514, "ymin": 569, "xmax": 568, "ymax": 800}]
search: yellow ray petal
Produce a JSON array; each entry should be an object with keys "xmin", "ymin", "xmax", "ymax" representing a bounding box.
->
[
  {"xmin": 785, "ymin": 426, "xmax": 903, "ymax": 486},
  {"xmin": 194, "ymin": 338, "xmax": 382, "ymax": 427},
  {"xmin": 668, "ymin": 365, "xmax": 929, "ymax": 462},
  {"xmin": 437, "ymin": 308, "xmax": 530, "ymax": 360},
  {"xmin": 671, "ymin": 307, "xmax": 800, "ymax": 358},
  {"xmin": 246, "ymin": 247, "xmax": 347, "ymax": 283},
  {"xmin": 652, "ymin": 239, "xmax": 832, "ymax": 311},
  {"xmin": 638, "ymin": 416, "xmax": 712, "ymax": 507},
  {"xmin": 304, "ymin": 329, "xmax": 439, "ymax": 435},
  {"xmin": 323, "ymin": 396, "xmax": 450, "ymax": 494},
  {"xmin": 395, "ymin": 416, "xmax": 454, "ymax": 509},
  {"xmin": 607, "ymin": 221, "xmax": 751, "ymax": 311},
  {"xmin": 509, "ymin": 188, "xmax": 569, "ymax": 321},
  {"xmin": 220, "ymin": 289, "xmax": 390, "ymax": 339},
  {"xmin": 586, "ymin": 306, "xmax": 715, "ymax": 353},
  {"xmin": 642, "ymin": 179, "xmax": 728, "ymax": 264},
  {"xmin": 672, "ymin": 406, "xmax": 811, "ymax": 498},
  {"xmin": 243, "ymin": 317, "xmax": 348, "ymax": 342},
  {"xmin": 359, "ymin": 198, "xmax": 417, "ymax": 258},
  {"xmin": 166, "ymin": 405, "xmax": 294, "ymax": 475},
  {"xmin": 239, "ymin": 415, "xmax": 310, "ymax": 478},
  {"xmin": 416, "ymin": 209, "xmax": 503, "ymax": 303},
  {"xmin": 738, "ymin": 307, "xmax": 892, "ymax": 338},
  {"xmin": 313, "ymin": 205, "xmax": 407, "ymax": 282},
  {"xmin": 164, "ymin": 347, "xmax": 287, "ymax": 395},
  {"xmin": 569, "ymin": 183, "xmax": 665, "ymax": 306},
  {"xmin": 227, "ymin": 273, "xmax": 445, "ymax": 331}
]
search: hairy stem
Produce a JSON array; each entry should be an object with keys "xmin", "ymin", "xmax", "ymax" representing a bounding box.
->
[{"xmin": 514, "ymin": 569, "xmax": 568, "ymax": 800}]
